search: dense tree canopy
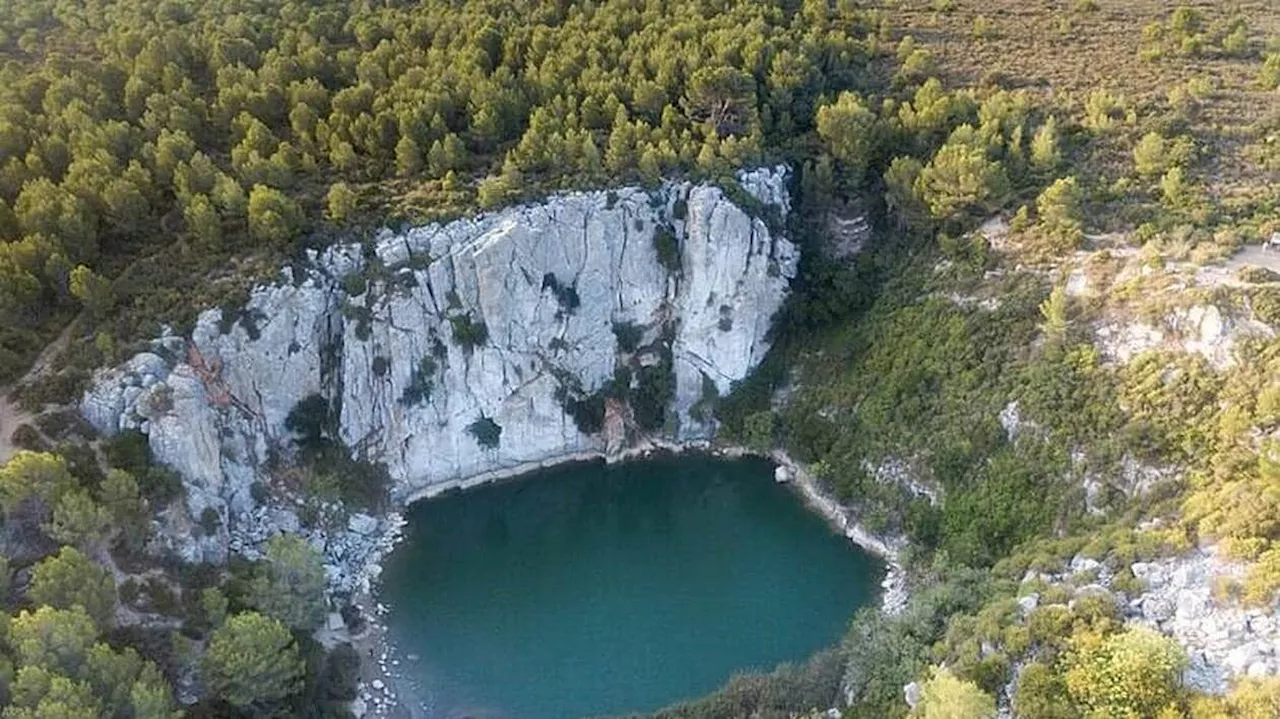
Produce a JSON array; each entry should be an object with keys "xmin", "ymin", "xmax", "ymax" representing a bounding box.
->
[{"xmin": 0, "ymin": 0, "xmax": 880, "ymax": 382}]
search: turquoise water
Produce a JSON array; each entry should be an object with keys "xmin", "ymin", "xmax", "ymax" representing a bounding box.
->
[{"xmin": 378, "ymin": 455, "xmax": 882, "ymax": 719}]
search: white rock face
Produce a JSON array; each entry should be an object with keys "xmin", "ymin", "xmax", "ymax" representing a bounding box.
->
[
  {"xmin": 81, "ymin": 168, "xmax": 797, "ymax": 559},
  {"xmin": 1093, "ymin": 303, "xmax": 1274, "ymax": 370}
]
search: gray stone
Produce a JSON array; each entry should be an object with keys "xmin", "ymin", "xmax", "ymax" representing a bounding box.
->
[
  {"xmin": 903, "ymin": 681, "xmax": 922, "ymax": 709},
  {"xmin": 1017, "ymin": 594, "xmax": 1039, "ymax": 614},
  {"xmin": 1141, "ymin": 595, "xmax": 1175, "ymax": 624},
  {"xmin": 1069, "ymin": 556, "xmax": 1102, "ymax": 575},
  {"xmin": 774, "ymin": 466, "xmax": 792, "ymax": 483},
  {"xmin": 348, "ymin": 513, "xmax": 378, "ymax": 536}
]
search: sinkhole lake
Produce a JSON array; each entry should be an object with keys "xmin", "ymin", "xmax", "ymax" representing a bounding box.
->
[{"xmin": 378, "ymin": 455, "xmax": 882, "ymax": 719}]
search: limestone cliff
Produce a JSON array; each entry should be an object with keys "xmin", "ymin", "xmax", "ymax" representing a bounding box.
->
[{"xmin": 82, "ymin": 168, "xmax": 797, "ymax": 562}]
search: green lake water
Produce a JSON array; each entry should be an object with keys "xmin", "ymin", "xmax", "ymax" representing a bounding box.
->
[{"xmin": 378, "ymin": 455, "xmax": 882, "ymax": 719}]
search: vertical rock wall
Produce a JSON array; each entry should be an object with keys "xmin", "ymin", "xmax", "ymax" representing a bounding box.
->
[{"xmin": 81, "ymin": 168, "xmax": 798, "ymax": 560}]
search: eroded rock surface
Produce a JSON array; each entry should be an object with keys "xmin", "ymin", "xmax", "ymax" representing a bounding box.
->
[{"xmin": 82, "ymin": 168, "xmax": 797, "ymax": 571}]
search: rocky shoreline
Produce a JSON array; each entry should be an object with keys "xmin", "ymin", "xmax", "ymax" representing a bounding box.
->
[
  {"xmin": 397, "ymin": 438, "xmax": 909, "ymax": 610},
  {"xmin": 329, "ymin": 438, "xmax": 911, "ymax": 718}
]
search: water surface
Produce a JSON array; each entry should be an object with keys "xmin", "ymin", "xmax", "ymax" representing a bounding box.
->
[{"xmin": 379, "ymin": 455, "xmax": 881, "ymax": 719}]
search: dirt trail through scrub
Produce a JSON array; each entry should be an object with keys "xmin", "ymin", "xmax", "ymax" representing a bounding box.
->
[
  {"xmin": 0, "ymin": 392, "xmax": 33, "ymax": 465},
  {"xmin": 0, "ymin": 321, "xmax": 79, "ymax": 465}
]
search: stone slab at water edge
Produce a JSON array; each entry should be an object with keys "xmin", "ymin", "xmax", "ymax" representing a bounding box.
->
[{"xmin": 81, "ymin": 167, "xmax": 798, "ymax": 567}]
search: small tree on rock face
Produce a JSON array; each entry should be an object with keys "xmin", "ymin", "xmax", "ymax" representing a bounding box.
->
[
  {"xmin": 99, "ymin": 468, "xmax": 146, "ymax": 533},
  {"xmin": 246, "ymin": 534, "xmax": 326, "ymax": 631},
  {"xmin": 884, "ymin": 155, "xmax": 928, "ymax": 229},
  {"xmin": 1030, "ymin": 116, "xmax": 1062, "ymax": 172},
  {"xmin": 682, "ymin": 66, "xmax": 755, "ymax": 137},
  {"xmin": 0, "ymin": 451, "xmax": 78, "ymax": 519},
  {"xmin": 395, "ymin": 134, "xmax": 422, "ymax": 177},
  {"xmin": 182, "ymin": 193, "xmax": 222, "ymax": 250},
  {"xmin": 201, "ymin": 612, "xmax": 305, "ymax": 711},
  {"xmin": 69, "ymin": 265, "xmax": 113, "ymax": 318},
  {"xmin": 129, "ymin": 664, "xmax": 181, "ymax": 719},
  {"xmin": 1039, "ymin": 285, "xmax": 1070, "ymax": 346},
  {"xmin": 45, "ymin": 489, "xmax": 112, "ymax": 551},
  {"xmin": 1035, "ymin": 176, "xmax": 1085, "ymax": 251},
  {"xmin": 1133, "ymin": 132, "xmax": 1169, "ymax": 178},
  {"xmin": 6, "ymin": 666, "xmax": 103, "ymax": 717},
  {"xmin": 914, "ymin": 128, "xmax": 1010, "ymax": 222}
]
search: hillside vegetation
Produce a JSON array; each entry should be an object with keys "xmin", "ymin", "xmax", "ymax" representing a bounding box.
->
[{"xmin": 1, "ymin": 0, "xmax": 1280, "ymax": 717}]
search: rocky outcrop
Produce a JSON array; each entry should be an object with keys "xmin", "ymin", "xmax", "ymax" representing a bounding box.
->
[
  {"xmin": 82, "ymin": 168, "xmax": 797, "ymax": 567},
  {"xmin": 1129, "ymin": 550, "xmax": 1280, "ymax": 692},
  {"xmin": 1016, "ymin": 547, "xmax": 1280, "ymax": 696}
]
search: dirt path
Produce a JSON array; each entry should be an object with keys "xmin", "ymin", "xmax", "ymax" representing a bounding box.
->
[
  {"xmin": 0, "ymin": 317, "xmax": 81, "ymax": 466},
  {"xmin": 1222, "ymin": 245, "xmax": 1280, "ymax": 275},
  {"xmin": 0, "ymin": 391, "xmax": 34, "ymax": 465},
  {"xmin": 1186, "ymin": 245, "xmax": 1280, "ymax": 290}
]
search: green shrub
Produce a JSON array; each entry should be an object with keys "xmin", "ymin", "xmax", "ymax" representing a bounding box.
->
[
  {"xmin": 619, "ymin": 649, "xmax": 844, "ymax": 719},
  {"xmin": 286, "ymin": 394, "xmax": 337, "ymax": 453},
  {"xmin": 401, "ymin": 357, "xmax": 437, "ymax": 405},
  {"xmin": 105, "ymin": 429, "xmax": 151, "ymax": 474},
  {"xmin": 10, "ymin": 423, "xmax": 47, "ymax": 452},
  {"xmin": 653, "ymin": 227, "xmax": 681, "ymax": 274},
  {"xmin": 1251, "ymin": 287, "xmax": 1280, "ymax": 325},
  {"xmin": 1262, "ymin": 53, "xmax": 1280, "ymax": 90},
  {"xmin": 612, "ymin": 322, "xmax": 645, "ymax": 353},
  {"xmin": 450, "ymin": 313, "xmax": 489, "ymax": 352},
  {"xmin": 341, "ymin": 273, "xmax": 368, "ymax": 297},
  {"xmin": 1237, "ymin": 266, "xmax": 1280, "ymax": 284}
]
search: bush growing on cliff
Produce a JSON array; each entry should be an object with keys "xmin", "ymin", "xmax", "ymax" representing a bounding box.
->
[
  {"xmin": 284, "ymin": 394, "xmax": 390, "ymax": 509},
  {"xmin": 613, "ymin": 322, "xmax": 645, "ymax": 354},
  {"xmin": 468, "ymin": 416, "xmax": 503, "ymax": 449},
  {"xmin": 450, "ymin": 313, "xmax": 490, "ymax": 353},
  {"xmin": 401, "ymin": 357, "xmax": 439, "ymax": 406},
  {"xmin": 29, "ymin": 546, "xmax": 117, "ymax": 627},
  {"xmin": 915, "ymin": 667, "xmax": 996, "ymax": 719},
  {"xmin": 285, "ymin": 395, "xmax": 337, "ymax": 453},
  {"xmin": 653, "ymin": 228, "xmax": 682, "ymax": 274}
]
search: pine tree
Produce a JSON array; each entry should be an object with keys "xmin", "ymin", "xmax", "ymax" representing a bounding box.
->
[
  {"xmin": 201, "ymin": 612, "xmax": 305, "ymax": 710},
  {"xmin": 326, "ymin": 182, "xmax": 358, "ymax": 223},
  {"xmin": 29, "ymin": 547, "xmax": 117, "ymax": 627},
  {"xmin": 395, "ymin": 134, "xmax": 422, "ymax": 177},
  {"xmin": 1030, "ymin": 116, "xmax": 1062, "ymax": 171},
  {"xmin": 246, "ymin": 535, "xmax": 327, "ymax": 631}
]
